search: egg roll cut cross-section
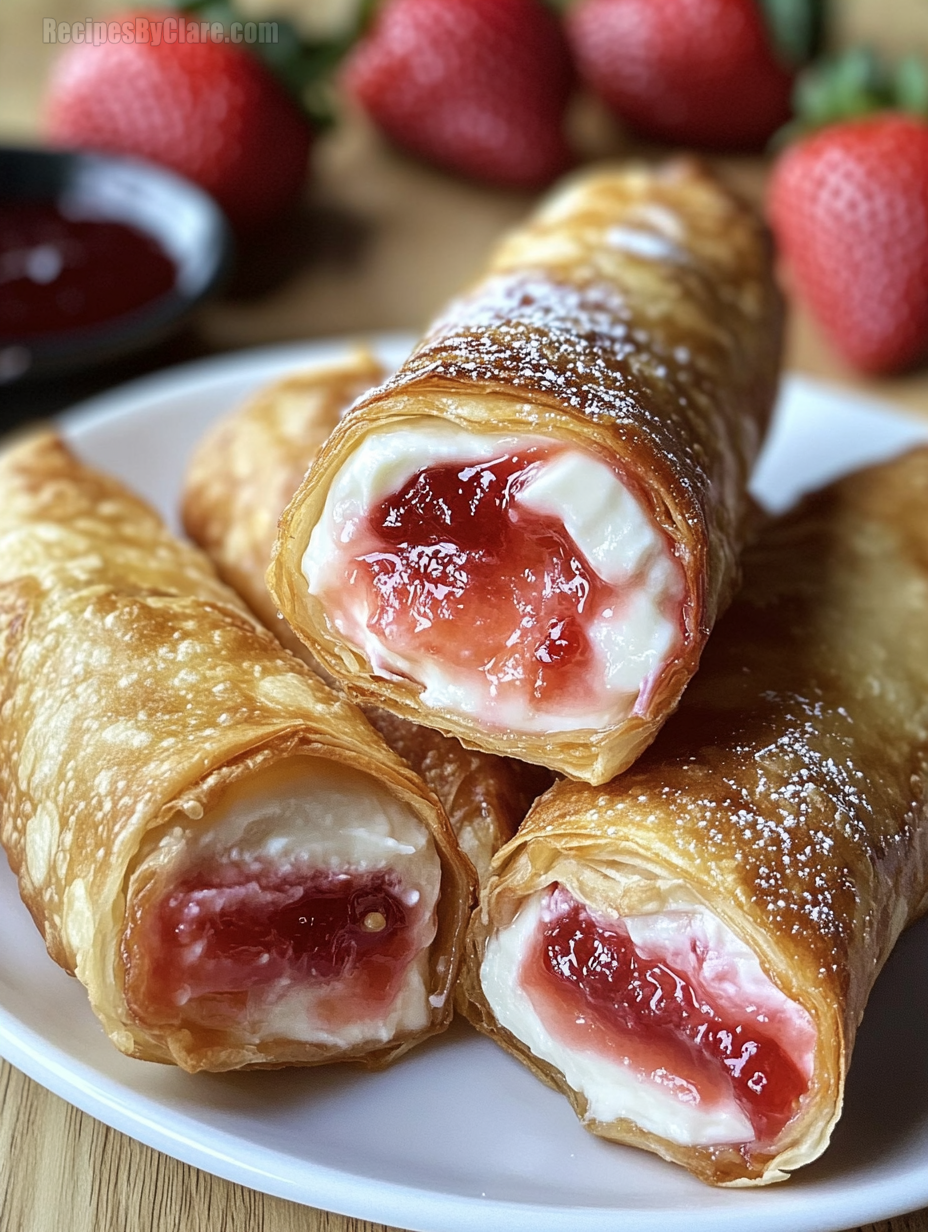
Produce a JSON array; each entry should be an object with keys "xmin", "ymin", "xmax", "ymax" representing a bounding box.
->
[
  {"xmin": 180, "ymin": 355, "xmax": 551, "ymax": 889},
  {"xmin": 270, "ymin": 161, "xmax": 783, "ymax": 784},
  {"xmin": 303, "ymin": 428, "xmax": 686, "ymax": 741},
  {"xmin": 480, "ymin": 885, "xmax": 816, "ymax": 1159},
  {"xmin": 0, "ymin": 432, "xmax": 474, "ymax": 1072},
  {"xmin": 124, "ymin": 757, "xmax": 442, "ymax": 1055},
  {"xmin": 460, "ymin": 446, "xmax": 928, "ymax": 1185}
]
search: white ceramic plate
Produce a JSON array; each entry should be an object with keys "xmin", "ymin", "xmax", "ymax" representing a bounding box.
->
[{"xmin": 1, "ymin": 338, "xmax": 928, "ymax": 1232}]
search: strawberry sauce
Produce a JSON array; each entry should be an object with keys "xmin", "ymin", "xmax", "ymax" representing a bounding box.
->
[
  {"xmin": 127, "ymin": 867, "xmax": 419, "ymax": 1026},
  {"xmin": 0, "ymin": 202, "xmax": 176, "ymax": 338},
  {"xmin": 522, "ymin": 888, "xmax": 807, "ymax": 1143},
  {"xmin": 356, "ymin": 449, "xmax": 614, "ymax": 708}
]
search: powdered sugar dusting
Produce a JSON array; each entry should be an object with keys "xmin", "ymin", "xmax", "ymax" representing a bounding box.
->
[
  {"xmin": 351, "ymin": 165, "xmax": 781, "ymax": 657},
  {"xmin": 424, "ymin": 275, "xmax": 642, "ymax": 420},
  {"xmin": 525, "ymin": 457, "xmax": 928, "ymax": 1028}
]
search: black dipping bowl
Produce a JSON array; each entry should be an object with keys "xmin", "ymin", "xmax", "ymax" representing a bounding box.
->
[{"xmin": 0, "ymin": 147, "xmax": 232, "ymax": 384}]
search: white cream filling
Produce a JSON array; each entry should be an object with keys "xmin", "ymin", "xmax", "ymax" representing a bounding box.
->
[
  {"xmin": 304, "ymin": 420, "xmax": 683, "ymax": 733},
  {"xmin": 480, "ymin": 890, "xmax": 815, "ymax": 1149},
  {"xmin": 149, "ymin": 758, "xmax": 442, "ymax": 1050}
]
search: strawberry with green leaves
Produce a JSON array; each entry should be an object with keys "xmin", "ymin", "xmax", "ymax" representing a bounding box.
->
[
  {"xmin": 768, "ymin": 51, "xmax": 928, "ymax": 374},
  {"xmin": 566, "ymin": 0, "xmax": 826, "ymax": 152},
  {"xmin": 342, "ymin": 0, "xmax": 574, "ymax": 190},
  {"xmin": 44, "ymin": 2, "xmax": 350, "ymax": 231}
]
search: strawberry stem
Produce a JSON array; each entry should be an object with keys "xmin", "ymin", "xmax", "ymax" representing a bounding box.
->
[
  {"xmin": 160, "ymin": 0, "xmax": 368, "ymax": 128},
  {"xmin": 756, "ymin": 0, "xmax": 828, "ymax": 69},
  {"xmin": 896, "ymin": 55, "xmax": 928, "ymax": 116},
  {"xmin": 771, "ymin": 46, "xmax": 928, "ymax": 147},
  {"xmin": 780, "ymin": 45, "xmax": 928, "ymax": 141}
]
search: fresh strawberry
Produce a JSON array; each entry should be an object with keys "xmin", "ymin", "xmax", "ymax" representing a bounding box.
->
[
  {"xmin": 44, "ymin": 10, "xmax": 313, "ymax": 231},
  {"xmin": 769, "ymin": 113, "xmax": 928, "ymax": 374},
  {"xmin": 342, "ymin": 0, "xmax": 574, "ymax": 189},
  {"xmin": 566, "ymin": 0, "xmax": 822, "ymax": 152}
]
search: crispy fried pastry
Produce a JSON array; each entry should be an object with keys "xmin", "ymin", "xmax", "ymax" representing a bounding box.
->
[
  {"xmin": 460, "ymin": 448, "xmax": 928, "ymax": 1184},
  {"xmin": 269, "ymin": 162, "xmax": 783, "ymax": 783},
  {"xmin": 0, "ymin": 432, "xmax": 474, "ymax": 1072},
  {"xmin": 182, "ymin": 353, "xmax": 550, "ymax": 885}
]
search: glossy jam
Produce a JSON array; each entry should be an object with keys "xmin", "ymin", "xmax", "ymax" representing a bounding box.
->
[
  {"xmin": 357, "ymin": 450, "xmax": 614, "ymax": 707},
  {"xmin": 522, "ymin": 888, "xmax": 807, "ymax": 1143},
  {"xmin": 0, "ymin": 202, "xmax": 176, "ymax": 338},
  {"xmin": 129, "ymin": 866, "xmax": 418, "ymax": 1026}
]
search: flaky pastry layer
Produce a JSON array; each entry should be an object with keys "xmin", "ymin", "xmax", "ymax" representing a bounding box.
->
[
  {"xmin": 183, "ymin": 351, "xmax": 384, "ymax": 658},
  {"xmin": 269, "ymin": 160, "xmax": 783, "ymax": 783},
  {"xmin": 460, "ymin": 448, "xmax": 928, "ymax": 1184},
  {"xmin": 181, "ymin": 354, "xmax": 550, "ymax": 885},
  {"xmin": 0, "ymin": 432, "xmax": 474, "ymax": 1071}
]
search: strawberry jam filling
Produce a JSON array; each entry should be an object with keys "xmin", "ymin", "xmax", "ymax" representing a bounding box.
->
[
  {"xmin": 307, "ymin": 428, "xmax": 688, "ymax": 731},
  {"xmin": 126, "ymin": 865, "xmax": 421, "ymax": 1030},
  {"xmin": 354, "ymin": 448, "xmax": 614, "ymax": 711},
  {"xmin": 521, "ymin": 887, "xmax": 808, "ymax": 1144}
]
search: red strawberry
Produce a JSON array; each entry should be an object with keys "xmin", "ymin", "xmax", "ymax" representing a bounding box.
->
[
  {"xmin": 768, "ymin": 114, "xmax": 928, "ymax": 374},
  {"xmin": 566, "ymin": 0, "xmax": 796, "ymax": 151},
  {"xmin": 44, "ymin": 11, "xmax": 312, "ymax": 231},
  {"xmin": 342, "ymin": 0, "xmax": 574, "ymax": 189}
]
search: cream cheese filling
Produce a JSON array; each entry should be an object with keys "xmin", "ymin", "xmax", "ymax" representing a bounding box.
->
[
  {"xmin": 138, "ymin": 757, "xmax": 442, "ymax": 1049},
  {"xmin": 480, "ymin": 888, "xmax": 816, "ymax": 1148},
  {"xmin": 303, "ymin": 419, "xmax": 684, "ymax": 733}
]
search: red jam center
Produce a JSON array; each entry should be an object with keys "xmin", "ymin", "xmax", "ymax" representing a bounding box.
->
[
  {"xmin": 0, "ymin": 202, "xmax": 176, "ymax": 338},
  {"xmin": 522, "ymin": 889, "xmax": 807, "ymax": 1144},
  {"xmin": 356, "ymin": 450, "xmax": 614, "ymax": 707},
  {"xmin": 128, "ymin": 867, "xmax": 419, "ymax": 1027}
]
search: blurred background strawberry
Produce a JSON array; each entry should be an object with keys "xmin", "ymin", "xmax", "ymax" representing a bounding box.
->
[
  {"xmin": 566, "ymin": 0, "xmax": 826, "ymax": 151},
  {"xmin": 342, "ymin": 0, "xmax": 575, "ymax": 189},
  {"xmin": 42, "ymin": 0, "xmax": 357, "ymax": 231},
  {"xmin": 768, "ymin": 51, "xmax": 928, "ymax": 373}
]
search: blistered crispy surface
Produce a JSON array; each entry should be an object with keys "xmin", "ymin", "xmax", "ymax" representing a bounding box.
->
[
  {"xmin": 271, "ymin": 161, "xmax": 783, "ymax": 783},
  {"xmin": 461, "ymin": 448, "xmax": 928, "ymax": 1185},
  {"xmin": 183, "ymin": 351, "xmax": 384, "ymax": 648},
  {"xmin": 0, "ymin": 432, "xmax": 474, "ymax": 1072},
  {"xmin": 182, "ymin": 357, "xmax": 547, "ymax": 883},
  {"xmin": 364, "ymin": 708, "xmax": 552, "ymax": 886}
]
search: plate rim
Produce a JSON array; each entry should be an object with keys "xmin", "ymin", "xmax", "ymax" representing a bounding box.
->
[{"xmin": 0, "ymin": 337, "xmax": 923, "ymax": 1232}]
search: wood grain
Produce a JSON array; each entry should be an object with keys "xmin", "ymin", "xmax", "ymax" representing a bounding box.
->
[
  {"xmin": 0, "ymin": 1059, "xmax": 406, "ymax": 1232},
  {"xmin": 1, "ymin": 1054, "xmax": 926, "ymax": 1232}
]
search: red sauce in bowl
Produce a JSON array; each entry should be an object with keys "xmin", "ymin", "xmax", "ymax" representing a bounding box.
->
[{"xmin": 0, "ymin": 202, "xmax": 177, "ymax": 339}]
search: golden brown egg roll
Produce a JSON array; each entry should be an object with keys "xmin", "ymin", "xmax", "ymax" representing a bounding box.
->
[
  {"xmin": 268, "ymin": 161, "xmax": 783, "ymax": 785},
  {"xmin": 0, "ymin": 431, "xmax": 474, "ymax": 1073},
  {"xmin": 459, "ymin": 446, "xmax": 928, "ymax": 1185},
  {"xmin": 363, "ymin": 706, "xmax": 550, "ymax": 890},
  {"xmin": 183, "ymin": 350, "xmax": 385, "ymax": 659},
  {"xmin": 181, "ymin": 353, "xmax": 551, "ymax": 886}
]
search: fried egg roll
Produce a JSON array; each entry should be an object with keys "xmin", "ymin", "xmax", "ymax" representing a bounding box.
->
[
  {"xmin": 460, "ymin": 447, "xmax": 928, "ymax": 1185},
  {"xmin": 0, "ymin": 432, "xmax": 474, "ymax": 1073},
  {"xmin": 183, "ymin": 351, "xmax": 385, "ymax": 660},
  {"xmin": 182, "ymin": 354, "xmax": 551, "ymax": 886},
  {"xmin": 269, "ymin": 161, "xmax": 783, "ymax": 784}
]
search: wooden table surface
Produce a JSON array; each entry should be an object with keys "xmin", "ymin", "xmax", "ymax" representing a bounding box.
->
[{"xmin": 3, "ymin": 1, "xmax": 928, "ymax": 1229}]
